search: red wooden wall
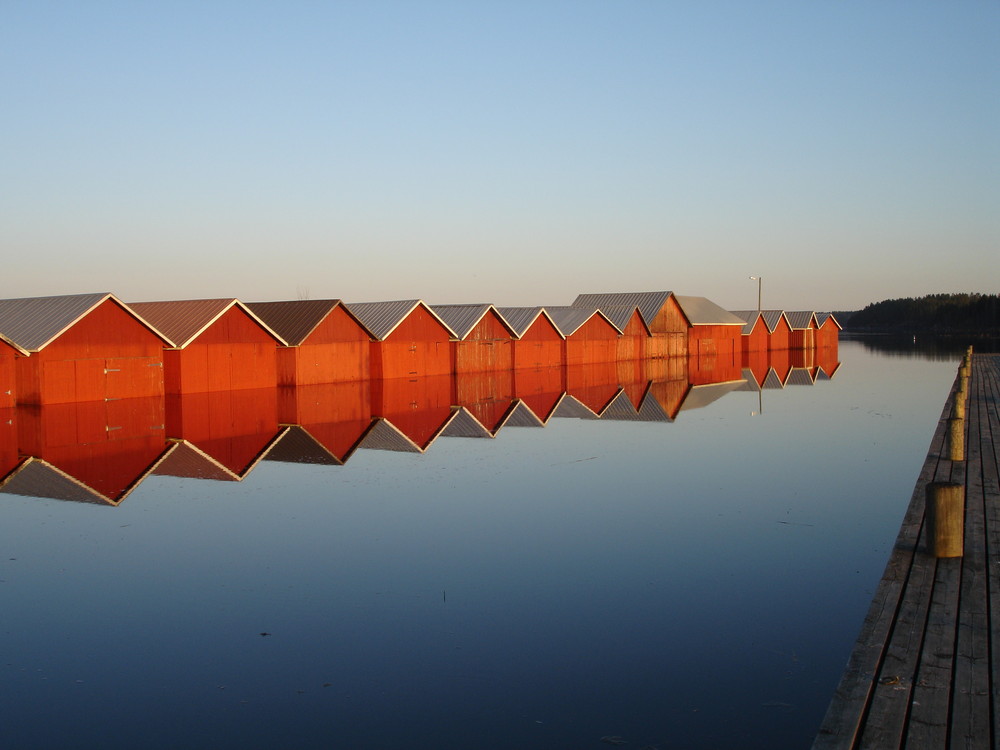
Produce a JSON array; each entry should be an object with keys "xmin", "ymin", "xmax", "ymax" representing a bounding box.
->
[
  {"xmin": 816, "ymin": 320, "xmax": 840, "ymax": 349},
  {"xmin": 370, "ymin": 305, "xmax": 452, "ymax": 379},
  {"xmin": 0, "ymin": 340, "xmax": 17, "ymax": 408},
  {"xmin": 455, "ymin": 369, "xmax": 516, "ymax": 432},
  {"xmin": 513, "ymin": 366, "xmax": 565, "ymax": 422},
  {"xmin": 277, "ymin": 306, "xmax": 371, "ymax": 386},
  {"xmin": 741, "ymin": 317, "xmax": 769, "ymax": 353},
  {"xmin": 513, "ymin": 315, "xmax": 563, "ymax": 369},
  {"xmin": 688, "ymin": 325, "xmax": 742, "ymax": 386},
  {"xmin": 165, "ymin": 306, "xmax": 278, "ymax": 394},
  {"xmin": 768, "ymin": 317, "xmax": 792, "ymax": 351},
  {"xmin": 615, "ymin": 311, "xmax": 648, "ymax": 361},
  {"xmin": 370, "ymin": 374, "xmax": 454, "ymax": 448},
  {"xmin": 790, "ymin": 325, "xmax": 816, "ymax": 349},
  {"xmin": 647, "ymin": 297, "xmax": 688, "ymax": 359},
  {"xmin": 564, "ymin": 316, "xmax": 619, "ymax": 366},
  {"xmin": 0, "ymin": 405, "xmax": 19, "ymax": 480},
  {"xmin": 453, "ymin": 311, "xmax": 514, "ymax": 374},
  {"xmin": 565, "ymin": 361, "xmax": 620, "ymax": 414},
  {"xmin": 277, "ymin": 381, "xmax": 373, "ymax": 461},
  {"xmin": 15, "ymin": 299, "xmax": 165, "ymax": 405}
]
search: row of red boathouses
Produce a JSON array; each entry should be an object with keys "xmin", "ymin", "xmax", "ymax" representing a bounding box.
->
[{"xmin": 0, "ymin": 291, "xmax": 840, "ymax": 406}]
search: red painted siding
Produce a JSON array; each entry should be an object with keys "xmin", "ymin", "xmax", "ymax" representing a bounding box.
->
[
  {"xmin": 453, "ymin": 311, "xmax": 514, "ymax": 374},
  {"xmin": 15, "ymin": 299, "xmax": 165, "ymax": 405},
  {"xmin": 455, "ymin": 369, "xmax": 516, "ymax": 432},
  {"xmin": 513, "ymin": 315, "xmax": 563, "ymax": 369},
  {"xmin": 277, "ymin": 306, "xmax": 372, "ymax": 386},
  {"xmin": 0, "ymin": 406, "xmax": 19, "ymax": 479},
  {"xmin": 277, "ymin": 381, "xmax": 373, "ymax": 461},
  {"xmin": 513, "ymin": 366, "xmax": 564, "ymax": 422},
  {"xmin": 564, "ymin": 316, "xmax": 619, "ymax": 366},
  {"xmin": 816, "ymin": 320, "xmax": 839, "ymax": 349},
  {"xmin": 647, "ymin": 297, "xmax": 689, "ymax": 359},
  {"xmin": 370, "ymin": 305, "xmax": 452, "ymax": 379},
  {"xmin": 768, "ymin": 317, "xmax": 792, "ymax": 351},
  {"xmin": 615, "ymin": 311, "xmax": 648, "ymax": 361},
  {"xmin": 165, "ymin": 306, "xmax": 278, "ymax": 394},
  {"xmin": 688, "ymin": 326, "xmax": 742, "ymax": 386},
  {"xmin": 370, "ymin": 374, "xmax": 454, "ymax": 448},
  {"xmin": 565, "ymin": 361, "xmax": 619, "ymax": 413},
  {"xmin": 0, "ymin": 340, "xmax": 17, "ymax": 408},
  {"xmin": 741, "ymin": 317, "xmax": 769, "ymax": 353}
]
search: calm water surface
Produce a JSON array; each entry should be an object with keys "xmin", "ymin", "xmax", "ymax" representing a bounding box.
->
[{"xmin": 0, "ymin": 340, "xmax": 964, "ymax": 749}]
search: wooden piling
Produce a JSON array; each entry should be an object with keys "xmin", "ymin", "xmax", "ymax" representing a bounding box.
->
[
  {"xmin": 947, "ymin": 416, "xmax": 964, "ymax": 461},
  {"xmin": 927, "ymin": 481, "xmax": 965, "ymax": 558}
]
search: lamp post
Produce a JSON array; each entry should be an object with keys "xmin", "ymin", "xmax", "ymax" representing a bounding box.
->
[{"xmin": 749, "ymin": 276, "xmax": 762, "ymax": 312}]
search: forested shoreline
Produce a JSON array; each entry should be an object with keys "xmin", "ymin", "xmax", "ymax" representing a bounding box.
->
[{"xmin": 842, "ymin": 293, "xmax": 1000, "ymax": 334}]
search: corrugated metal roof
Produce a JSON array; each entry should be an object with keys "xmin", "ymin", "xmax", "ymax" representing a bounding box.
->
[
  {"xmin": 0, "ymin": 457, "xmax": 115, "ymax": 505},
  {"xmin": 0, "ymin": 292, "xmax": 157, "ymax": 352},
  {"xmin": 544, "ymin": 306, "xmax": 621, "ymax": 336},
  {"xmin": 729, "ymin": 310, "xmax": 761, "ymax": 335},
  {"xmin": 128, "ymin": 298, "xmax": 287, "ymax": 348},
  {"xmin": 246, "ymin": 299, "xmax": 368, "ymax": 346},
  {"xmin": 572, "ymin": 291, "xmax": 674, "ymax": 329},
  {"xmin": 551, "ymin": 394, "xmax": 601, "ymax": 419},
  {"xmin": 344, "ymin": 299, "xmax": 457, "ymax": 341},
  {"xmin": 152, "ymin": 439, "xmax": 242, "ymax": 481},
  {"xmin": 762, "ymin": 369, "xmax": 786, "ymax": 390},
  {"xmin": 429, "ymin": 304, "xmax": 517, "ymax": 340},
  {"xmin": 785, "ymin": 368, "xmax": 816, "ymax": 387},
  {"xmin": 674, "ymin": 296, "xmax": 746, "ymax": 326},
  {"xmin": 785, "ymin": 311, "xmax": 818, "ymax": 330},
  {"xmin": 678, "ymin": 380, "xmax": 746, "ymax": 411},
  {"xmin": 263, "ymin": 425, "xmax": 344, "ymax": 465},
  {"xmin": 440, "ymin": 407, "xmax": 493, "ymax": 438},
  {"xmin": 358, "ymin": 418, "xmax": 424, "ymax": 453},
  {"xmin": 495, "ymin": 306, "xmax": 564, "ymax": 339},
  {"xmin": 815, "ymin": 312, "xmax": 843, "ymax": 329},
  {"xmin": 636, "ymin": 390, "xmax": 673, "ymax": 423},
  {"xmin": 503, "ymin": 400, "xmax": 545, "ymax": 427},
  {"xmin": 598, "ymin": 389, "xmax": 642, "ymax": 421},
  {"xmin": 595, "ymin": 305, "xmax": 646, "ymax": 332}
]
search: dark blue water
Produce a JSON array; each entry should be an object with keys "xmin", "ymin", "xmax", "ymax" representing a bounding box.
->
[{"xmin": 0, "ymin": 340, "xmax": 959, "ymax": 749}]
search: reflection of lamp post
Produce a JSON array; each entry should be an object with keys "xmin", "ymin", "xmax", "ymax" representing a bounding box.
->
[{"xmin": 749, "ymin": 276, "xmax": 762, "ymax": 311}]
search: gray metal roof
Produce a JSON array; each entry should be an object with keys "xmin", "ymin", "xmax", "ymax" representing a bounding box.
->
[
  {"xmin": 0, "ymin": 457, "xmax": 116, "ymax": 505},
  {"xmin": 503, "ymin": 400, "xmax": 545, "ymax": 427},
  {"xmin": 674, "ymin": 296, "xmax": 746, "ymax": 326},
  {"xmin": 262, "ymin": 425, "xmax": 345, "ymax": 465},
  {"xmin": 246, "ymin": 299, "xmax": 370, "ymax": 346},
  {"xmin": 815, "ymin": 312, "xmax": 843, "ymax": 329},
  {"xmin": 128, "ymin": 298, "xmax": 287, "ymax": 348},
  {"xmin": 636, "ymin": 390, "xmax": 673, "ymax": 423},
  {"xmin": 597, "ymin": 389, "xmax": 642, "ymax": 421},
  {"xmin": 785, "ymin": 368, "xmax": 816, "ymax": 387},
  {"xmin": 594, "ymin": 304, "xmax": 646, "ymax": 332},
  {"xmin": 440, "ymin": 407, "xmax": 493, "ymax": 438},
  {"xmin": 784, "ymin": 311, "xmax": 818, "ymax": 330},
  {"xmin": 494, "ymin": 306, "xmax": 564, "ymax": 339},
  {"xmin": 678, "ymin": 380, "xmax": 746, "ymax": 411},
  {"xmin": 572, "ymin": 291, "xmax": 674, "ymax": 329},
  {"xmin": 762, "ymin": 369, "xmax": 786, "ymax": 390},
  {"xmin": 0, "ymin": 292, "xmax": 167, "ymax": 352},
  {"xmin": 357, "ymin": 418, "xmax": 424, "ymax": 453},
  {"xmin": 729, "ymin": 310, "xmax": 761, "ymax": 335},
  {"xmin": 429, "ymin": 304, "xmax": 517, "ymax": 340},
  {"xmin": 551, "ymin": 394, "xmax": 601, "ymax": 419},
  {"xmin": 344, "ymin": 299, "xmax": 457, "ymax": 341},
  {"xmin": 152, "ymin": 440, "xmax": 240, "ymax": 481},
  {"xmin": 544, "ymin": 306, "xmax": 621, "ymax": 336}
]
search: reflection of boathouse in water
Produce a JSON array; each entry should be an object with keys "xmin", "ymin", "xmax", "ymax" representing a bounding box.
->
[{"xmin": 0, "ymin": 357, "xmax": 841, "ymax": 506}]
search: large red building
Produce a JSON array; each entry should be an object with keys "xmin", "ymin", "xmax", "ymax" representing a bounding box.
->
[
  {"xmin": 346, "ymin": 300, "xmax": 456, "ymax": 379},
  {"xmin": 128, "ymin": 298, "xmax": 285, "ymax": 394},
  {"xmin": 546, "ymin": 307, "xmax": 621, "ymax": 366},
  {"xmin": 246, "ymin": 299, "xmax": 373, "ymax": 386},
  {"xmin": 497, "ymin": 306, "xmax": 564, "ymax": 369},
  {"xmin": 572, "ymin": 291, "xmax": 688, "ymax": 359},
  {"xmin": 0, "ymin": 335, "xmax": 26, "ymax": 409},
  {"xmin": 0, "ymin": 293, "xmax": 169, "ymax": 405},
  {"xmin": 430, "ymin": 304, "xmax": 517, "ymax": 374},
  {"xmin": 675, "ymin": 296, "xmax": 745, "ymax": 385}
]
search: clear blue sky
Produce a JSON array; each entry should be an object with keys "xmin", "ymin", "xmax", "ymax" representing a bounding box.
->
[{"xmin": 2, "ymin": 1, "xmax": 997, "ymax": 311}]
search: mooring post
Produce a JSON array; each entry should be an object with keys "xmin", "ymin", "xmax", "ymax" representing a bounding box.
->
[
  {"xmin": 952, "ymin": 397, "xmax": 965, "ymax": 420},
  {"xmin": 947, "ymin": 416, "xmax": 965, "ymax": 461},
  {"xmin": 927, "ymin": 481, "xmax": 965, "ymax": 557}
]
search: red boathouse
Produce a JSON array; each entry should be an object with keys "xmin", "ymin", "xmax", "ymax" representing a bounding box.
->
[
  {"xmin": 128, "ymin": 298, "xmax": 285, "ymax": 394},
  {"xmin": 345, "ymin": 300, "xmax": 456, "ymax": 379},
  {"xmin": 430, "ymin": 304, "xmax": 517, "ymax": 374},
  {"xmin": 246, "ymin": 299, "xmax": 373, "ymax": 386},
  {"xmin": 497, "ymin": 306, "xmax": 564, "ymax": 370},
  {"xmin": 546, "ymin": 307, "xmax": 621, "ymax": 366},
  {"xmin": 0, "ymin": 293, "xmax": 169, "ymax": 405},
  {"xmin": 572, "ymin": 291, "xmax": 688, "ymax": 359}
]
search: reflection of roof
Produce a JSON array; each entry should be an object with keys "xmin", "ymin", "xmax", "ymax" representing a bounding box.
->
[
  {"xmin": 429, "ymin": 304, "xmax": 517, "ymax": 340},
  {"xmin": 494, "ymin": 307, "xmax": 564, "ymax": 339},
  {"xmin": 599, "ymin": 389, "xmax": 644, "ymax": 421},
  {"xmin": 129, "ymin": 298, "xmax": 286, "ymax": 348},
  {"xmin": 0, "ymin": 292, "xmax": 167, "ymax": 352},
  {"xmin": 246, "ymin": 300, "xmax": 371, "ymax": 345},
  {"xmin": 785, "ymin": 311, "xmax": 818, "ymax": 330},
  {"xmin": 503, "ymin": 400, "xmax": 545, "ymax": 427},
  {"xmin": 264, "ymin": 425, "xmax": 344, "ymax": 465},
  {"xmin": 762, "ymin": 369, "xmax": 786, "ymax": 390},
  {"xmin": 544, "ymin": 306, "xmax": 621, "ymax": 336},
  {"xmin": 440, "ymin": 407, "xmax": 494, "ymax": 438},
  {"xmin": 551, "ymin": 394, "xmax": 601, "ymax": 419},
  {"xmin": 677, "ymin": 380, "xmax": 745, "ymax": 411},
  {"xmin": 572, "ymin": 291, "xmax": 674, "ymax": 330},
  {"xmin": 153, "ymin": 429, "xmax": 288, "ymax": 481},
  {"xmin": 357, "ymin": 418, "xmax": 425, "ymax": 453},
  {"xmin": 345, "ymin": 300, "xmax": 457, "ymax": 341},
  {"xmin": 675, "ymin": 296, "xmax": 746, "ymax": 326}
]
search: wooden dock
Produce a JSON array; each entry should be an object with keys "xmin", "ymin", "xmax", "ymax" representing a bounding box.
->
[{"xmin": 813, "ymin": 353, "xmax": 1000, "ymax": 749}]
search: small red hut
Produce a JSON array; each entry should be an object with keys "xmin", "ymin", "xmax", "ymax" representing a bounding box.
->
[
  {"xmin": 785, "ymin": 311, "xmax": 819, "ymax": 350},
  {"xmin": 345, "ymin": 300, "xmax": 456, "ymax": 379},
  {"xmin": 128, "ymin": 298, "xmax": 285, "ymax": 394},
  {"xmin": 814, "ymin": 313, "xmax": 842, "ymax": 349},
  {"xmin": 0, "ymin": 293, "xmax": 169, "ymax": 405},
  {"xmin": 246, "ymin": 299, "xmax": 373, "ymax": 386},
  {"xmin": 497, "ymin": 306, "xmax": 564, "ymax": 370},
  {"xmin": 572, "ymin": 291, "xmax": 687, "ymax": 359},
  {"xmin": 545, "ymin": 307, "xmax": 621, "ymax": 366},
  {"xmin": 430, "ymin": 304, "xmax": 517, "ymax": 374}
]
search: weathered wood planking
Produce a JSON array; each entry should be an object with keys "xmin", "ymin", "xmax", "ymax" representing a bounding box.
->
[{"xmin": 813, "ymin": 353, "xmax": 1000, "ymax": 749}]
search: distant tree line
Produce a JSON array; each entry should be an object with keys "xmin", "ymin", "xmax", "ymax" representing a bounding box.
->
[{"xmin": 845, "ymin": 293, "xmax": 1000, "ymax": 333}]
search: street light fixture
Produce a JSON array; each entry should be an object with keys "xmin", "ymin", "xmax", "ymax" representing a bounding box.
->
[{"xmin": 749, "ymin": 276, "xmax": 762, "ymax": 312}]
